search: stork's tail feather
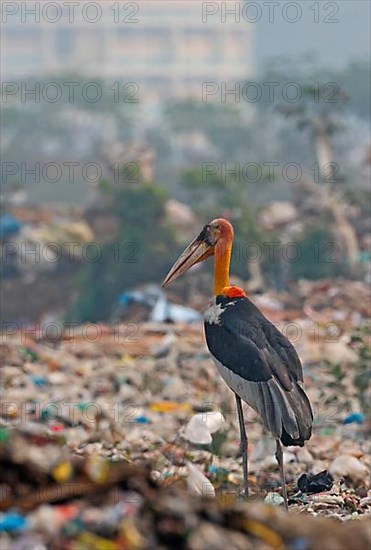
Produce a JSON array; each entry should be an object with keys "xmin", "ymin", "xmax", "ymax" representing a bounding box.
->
[
  {"xmin": 280, "ymin": 428, "xmax": 308, "ymax": 447},
  {"xmin": 211, "ymin": 359, "xmax": 313, "ymax": 448},
  {"xmin": 265, "ymin": 379, "xmax": 313, "ymax": 447},
  {"xmin": 279, "ymin": 382, "xmax": 313, "ymax": 447}
]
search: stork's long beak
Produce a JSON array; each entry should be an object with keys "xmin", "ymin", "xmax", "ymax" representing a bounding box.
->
[{"xmin": 162, "ymin": 231, "xmax": 214, "ymax": 287}]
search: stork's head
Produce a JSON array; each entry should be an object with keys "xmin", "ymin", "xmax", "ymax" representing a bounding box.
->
[{"xmin": 162, "ymin": 218, "xmax": 233, "ymax": 287}]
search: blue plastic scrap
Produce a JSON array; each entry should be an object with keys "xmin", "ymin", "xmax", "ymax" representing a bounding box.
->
[
  {"xmin": 0, "ymin": 512, "xmax": 28, "ymax": 532},
  {"xmin": 0, "ymin": 214, "xmax": 21, "ymax": 239},
  {"xmin": 342, "ymin": 412, "xmax": 365, "ymax": 425}
]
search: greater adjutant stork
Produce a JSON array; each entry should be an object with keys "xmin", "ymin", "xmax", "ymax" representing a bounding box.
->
[{"xmin": 163, "ymin": 218, "xmax": 313, "ymax": 508}]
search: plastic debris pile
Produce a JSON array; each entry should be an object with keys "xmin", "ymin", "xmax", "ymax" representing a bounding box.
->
[
  {"xmin": 1, "ymin": 279, "xmax": 370, "ymax": 547},
  {"xmin": 1, "ymin": 427, "xmax": 370, "ymax": 549}
]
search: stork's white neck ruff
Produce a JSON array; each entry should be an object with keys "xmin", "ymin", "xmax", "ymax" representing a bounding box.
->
[{"xmin": 203, "ymin": 297, "xmax": 237, "ymax": 325}]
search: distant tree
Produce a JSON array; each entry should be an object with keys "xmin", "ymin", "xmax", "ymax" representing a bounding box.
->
[
  {"xmin": 290, "ymin": 226, "xmax": 347, "ymax": 280},
  {"xmin": 256, "ymin": 58, "xmax": 361, "ymax": 269},
  {"xmin": 67, "ymin": 175, "xmax": 177, "ymax": 323},
  {"xmin": 179, "ymin": 168, "xmax": 277, "ymax": 288},
  {"xmin": 164, "ymin": 100, "xmax": 253, "ymax": 160},
  {"xmin": 1, "ymin": 75, "xmax": 137, "ymax": 167}
]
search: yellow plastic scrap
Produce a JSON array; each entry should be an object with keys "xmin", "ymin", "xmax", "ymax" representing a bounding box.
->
[
  {"xmin": 52, "ymin": 461, "xmax": 73, "ymax": 483},
  {"xmin": 149, "ymin": 401, "xmax": 192, "ymax": 413},
  {"xmin": 243, "ymin": 519, "xmax": 284, "ymax": 550},
  {"xmin": 119, "ymin": 519, "xmax": 144, "ymax": 549},
  {"xmin": 74, "ymin": 532, "xmax": 120, "ymax": 550},
  {"xmin": 85, "ymin": 456, "xmax": 110, "ymax": 484}
]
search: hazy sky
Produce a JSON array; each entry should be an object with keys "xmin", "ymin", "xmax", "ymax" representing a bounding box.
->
[{"xmin": 255, "ymin": 0, "xmax": 370, "ymax": 71}]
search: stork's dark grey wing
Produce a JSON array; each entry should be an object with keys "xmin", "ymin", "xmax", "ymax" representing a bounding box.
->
[{"xmin": 204, "ymin": 295, "xmax": 313, "ymax": 446}]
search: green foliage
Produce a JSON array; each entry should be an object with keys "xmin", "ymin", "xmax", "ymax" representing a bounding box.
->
[
  {"xmin": 179, "ymin": 168, "xmax": 276, "ymax": 281},
  {"xmin": 67, "ymin": 178, "xmax": 178, "ymax": 323},
  {"xmin": 210, "ymin": 432, "xmax": 228, "ymax": 457},
  {"xmin": 351, "ymin": 324, "xmax": 371, "ymax": 416},
  {"xmin": 179, "ymin": 168, "xmax": 247, "ymax": 210},
  {"xmin": 165, "ymin": 100, "xmax": 243, "ymax": 133},
  {"xmin": 289, "ymin": 226, "xmax": 348, "ymax": 280},
  {"xmin": 325, "ymin": 60, "xmax": 370, "ymax": 120},
  {"xmin": 164, "ymin": 100, "xmax": 252, "ymax": 159}
]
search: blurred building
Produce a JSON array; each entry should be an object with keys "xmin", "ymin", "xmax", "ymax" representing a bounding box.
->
[{"xmin": 2, "ymin": 1, "xmax": 254, "ymax": 100}]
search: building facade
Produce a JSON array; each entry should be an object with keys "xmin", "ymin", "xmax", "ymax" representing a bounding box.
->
[{"xmin": 2, "ymin": 1, "xmax": 254, "ymax": 100}]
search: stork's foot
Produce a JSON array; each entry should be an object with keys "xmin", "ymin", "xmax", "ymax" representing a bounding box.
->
[{"xmin": 275, "ymin": 439, "xmax": 288, "ymax": 510}]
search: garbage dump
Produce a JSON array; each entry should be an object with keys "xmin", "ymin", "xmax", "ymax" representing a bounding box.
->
[{"xmin": 1, "ymin": 278, "xmax": 370, "ymax": 547}]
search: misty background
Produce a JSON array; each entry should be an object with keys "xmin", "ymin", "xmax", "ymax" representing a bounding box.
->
[{"xmin": 1, "ymin": 0, "xmax": 370, "ymax": 323}]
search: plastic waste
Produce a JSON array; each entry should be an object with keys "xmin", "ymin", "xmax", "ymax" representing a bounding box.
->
[
  {"xmin": 134, "ymin": 416, "xmax": 150, "ymax": 424},
  {"xmin": 149, "ymin": 401, "xmax": 192, "ymax": 414},
  {"xmin": 186, "ymin": 462, "xmax": 215, "ymax": 498},
  {"xmin": 0, "ymin": 214, "xmax": 21, "ymax": 239},
  {"xmin": 117, "ymin": 285, "xmax": 201, "ymax": 323},
  {"xmin": 31, "ymin": 375, "xmax": 47, "ymax": 387},
  {"xmin": 184, "ymin": 412, "xmax": 224, "ymax": 445},
  {"xmin": 52, "ymin": 461, "xmax": 73, "ymax": 483},
  {"xmin": 297, "ymin": 470, "xmax": 333, "ymax": 494},
  {"xmin": 185, "ymin": 416, "xmax": 212, "ymax": 445},
  {"xmin": 264, "ymin": 492, "xmax": 285, "ymax": 506},
  {"xmin": 342, "ymin": 413, "xmax": 365, "ymax": 425},
  {"xmin": 150, "ymin": 294, "xmax": 201, "ymax": 323},
  {"xmin": 0, "ymin": 512, "xmax": 28, "ymax": 532}
]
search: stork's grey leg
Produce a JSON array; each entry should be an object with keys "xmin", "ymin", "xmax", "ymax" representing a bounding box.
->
[
  {"xmin": 235, "ymin": 393, "xmax": 248, "ymax": 499},
  {"xmin": 275, "ymin": 439, "xmax": 288, "ymax": 510}
]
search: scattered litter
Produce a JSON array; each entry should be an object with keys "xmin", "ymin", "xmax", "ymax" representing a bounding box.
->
[
  {"xmin": 149, "ymin": 401, "xmax": 192, "ymax": 414},
  {"xmin": 184, "ymin": 412, "xmax": 224, "ymax": 445},
  {"xmin": 343, "ymin": 413, "xmax": 365, "ymax": 425},
  {"xmin": 186, "ymin": 462, "xmax": 215, "ymax": 498},
  {"xmin": 264, "ymin": 492, "xmax": 285, "ymax": 506},
  {"xmin": 185, "ymin": 415, "xmax": 212, "ymax": 445},
  {"xmin": 329, "ymin": 455, "xmax": 369, "ymax": 484},
  {"xmin": 117, "ymin": 285, "xmax": 202, "ymax": 323},
  {"xmin": 0, "ymin": 512, "xmax": 28, "ymax": 533},
  {"xmin": 0, "ymin": 281, "xmax": 370, "ymax": 546},
  {"xmin": 0, "ymin": 214, "xmax": 21, "ymax": 238},
  {"xmin": 297, "ymin": 470, "xmax": 334, "ymax": 494}
]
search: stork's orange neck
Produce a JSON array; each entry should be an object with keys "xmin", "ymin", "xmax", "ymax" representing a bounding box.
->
[
  {"xmin": 214, "ymin": 240, "xmax": 232, "ymax": 295},
  {"xmin": 213, "ymin": 235, "xmax": 246, "ymax": 298}
]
